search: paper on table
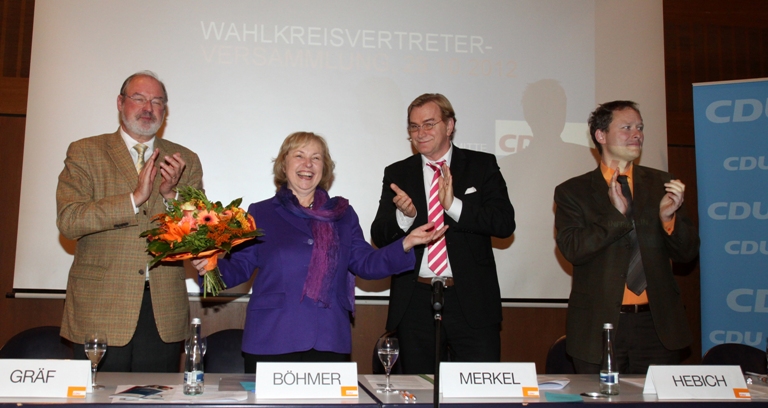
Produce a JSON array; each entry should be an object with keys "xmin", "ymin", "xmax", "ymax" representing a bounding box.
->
[
  {"xmin": 544, "ymin": 391, "xmax": 583, "ymax": 402},
  {"xmin": 111, "ymin": 385, "xmax": 248, "ymax": 403},
  {"xmin": 110, "ymin": 385, "xmax": 173, "ymax": 401},
  {"xmin": 217, "ymin": 375, "xmax": 255, "ymax": 392},
  {"xmin": 363, "ymin": 375, "xmax": 433, "ymax": 390},
  {"xmin": 748, "ymin": 381, "xmax": 768, "ymax": 401},
  {"xmin": 621, "ymin": 377, "xmax": 646, "ymax": 388},
  {"xmin": 746, "ymin": 372, "xmax": 768, "ymax": 386},
  {"xmin": 165, "ymin": 385, "xmax": 248, "ymax": 403},
  {"xmin": 537, "ymin": 376, "xmax": 570, "ymax": 390}
]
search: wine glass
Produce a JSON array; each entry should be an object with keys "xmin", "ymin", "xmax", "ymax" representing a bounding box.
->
[
  {"xmin": 84, "ymin": 333, "xmax": 108, "ymax": 390},
  {"xmin": 376, "ymin": 337, "xmax": 399, "ymax": 393}
]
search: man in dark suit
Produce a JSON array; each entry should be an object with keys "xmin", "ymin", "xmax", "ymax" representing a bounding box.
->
[
  {"xmin": 371, "ymin": 93, "xmax": 515, "ymax": 374},
  {"xmin": 554, "ymin": 100, "xmax": 699, "ymax": 374}
]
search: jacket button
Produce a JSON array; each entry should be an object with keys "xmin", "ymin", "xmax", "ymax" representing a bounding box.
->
[
  {"xmin": 138, "ymin": 269, "xmax": 145, "ymax": 275},
  {"xmin": 307, "ymin": 239, "xmax": 314, "ymax": 245}
]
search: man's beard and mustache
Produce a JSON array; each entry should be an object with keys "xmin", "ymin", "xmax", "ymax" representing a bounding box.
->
[{"xmin": 121, "ymin": 110, "xmax": 163, "ymax": 137}]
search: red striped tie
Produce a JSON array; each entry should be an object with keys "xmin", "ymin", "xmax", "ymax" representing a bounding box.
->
[{"xmin": 426, "ymin": 161, "xmax": 447, "ymax": 276}]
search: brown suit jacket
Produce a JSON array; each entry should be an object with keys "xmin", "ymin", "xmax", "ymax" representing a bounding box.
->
[
  {"xmin": 56, "ymin": 130, "xmax": 203, "ymax": 346},
  {"xmin": 554, "ymin": 165, "xmax": 699, "ymax": 364}
]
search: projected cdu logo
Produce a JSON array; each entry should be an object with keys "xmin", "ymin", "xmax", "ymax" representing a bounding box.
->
[
  {"xmin": 705, "ymin": 98, "xmax": 768, "ymax": 123},
  {"xmin": 495, "ymin": 120, "xmax": 533, "ymax": 156},
  {"xmin": 494, "ymin": 120, "xmax": 590, "ymax": 156}
]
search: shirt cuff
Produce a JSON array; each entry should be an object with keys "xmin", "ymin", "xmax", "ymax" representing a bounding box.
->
[
  {"xmin": 663, "ymin": 214, "xmax": 676, "ymax": 235},
  {"xmin": 445, "ymin": 197, "xmax": 462, "ymax": 221},
  {"xmin": 163, "ymin": 191, "xmax": 180, "ymax": 209},
  {"xmin": 396, "ymin": 209, "xmax": 416, "ymax": 232},
  {"xmin": 130, "ymin": 193, "xmax": 139, "ymax": 214}
]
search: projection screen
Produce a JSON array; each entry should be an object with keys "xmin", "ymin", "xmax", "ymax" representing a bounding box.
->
[{"xmin": 15, "ymin": 0, "xmax": 668, "ymax": 303}]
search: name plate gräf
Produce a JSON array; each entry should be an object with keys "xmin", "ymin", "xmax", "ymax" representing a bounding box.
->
[
  {"xmin": 0, "ymin": 359, "xmax": 90, "ymax": 398},
  {"xmin": 440, "ymin": 362, "xmax": 539, "ymax": 398},
  {"xmin": 643, "ymin": 365, "xmax": 750, "ymax": 400},
  {"xmin": 256, "ymin": 362, "xmax": 358, "ymax": 399}
]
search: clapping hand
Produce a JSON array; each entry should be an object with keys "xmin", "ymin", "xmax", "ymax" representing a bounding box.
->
[
  {"xmin": 159, "ymin": 152, "xmax": 187, "ymax": 200},
  {"xmin": 132, "ymin": 149, "xmax": 160, "ymax": 206},
  {"xmin": 660, "ymin": 179, "xmax": 685, "ymax": 222},
  {"xmin": 607, "ymin": 169, "xmax": 631, "ymax": 216},
  {"xmin": 436, "ymin": 162, "xmax": 454, "ymax": 211},
  {"xmin": 390, "ymin": 183, "xmax": 416, "ymax": 218}
]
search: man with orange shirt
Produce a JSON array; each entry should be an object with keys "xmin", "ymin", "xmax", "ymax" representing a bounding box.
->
[{"xmin": 554, "ymin": 100, "xmax": 699, "ymax": 374}]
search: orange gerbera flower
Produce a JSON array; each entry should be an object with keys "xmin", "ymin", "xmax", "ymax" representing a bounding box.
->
[{"xmin": 196, "ymin": 210, "xmax": 220, "ymax": 226}]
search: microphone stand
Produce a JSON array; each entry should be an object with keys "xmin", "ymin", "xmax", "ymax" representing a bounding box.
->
[{"xmin": 431, "ymin": 277, "xmax": 445, "ymax": 408}]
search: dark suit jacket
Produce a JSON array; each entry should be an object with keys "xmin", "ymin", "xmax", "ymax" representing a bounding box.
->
[
  {"xmin": 554, "ymin": 165, "xmax": 699, "ymax": 364},
  {"xmin": 371, "ymin": 145, "xmax": 515, "ymax": 330},
  {"xmin": 56, "ymin": 130, "xmax": 204, "ymax": 346}
]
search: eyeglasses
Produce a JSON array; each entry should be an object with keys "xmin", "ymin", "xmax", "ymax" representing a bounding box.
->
[
  {"xmin": 407, "ymin": 120, "xmax": 443, "ymax": 134},
  {"xmin": 123, "ymin": 94, "xmax": 166, "ymax": 108}
]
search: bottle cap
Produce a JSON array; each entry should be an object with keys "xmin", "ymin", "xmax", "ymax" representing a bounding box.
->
[
  {"xmin": 192, "ymin": 318, "xmax": 201, "ymax": 324},
  {"xmin": 603, "ymin": 323, "xmax": 613, "ymax": 329}
]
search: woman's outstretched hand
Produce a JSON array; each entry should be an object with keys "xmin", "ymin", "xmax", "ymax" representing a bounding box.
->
[{"xmin": 403, "ymin": 222, "xmax": 448, "ymax": 252}]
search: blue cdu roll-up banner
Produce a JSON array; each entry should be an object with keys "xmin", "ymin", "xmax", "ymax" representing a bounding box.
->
[{"xmin": 693, "ymin": 78, "xmax": 768, "ymax": 356}]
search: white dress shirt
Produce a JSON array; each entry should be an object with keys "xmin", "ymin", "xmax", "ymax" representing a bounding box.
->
[{"xmin": 396, "ymin": 145, "xmax": 463, "ymax": 278}]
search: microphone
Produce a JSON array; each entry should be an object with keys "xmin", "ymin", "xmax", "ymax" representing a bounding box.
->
[{"xmin": 431, "ymin": 277, "xmax": 446, "ymax": 312}]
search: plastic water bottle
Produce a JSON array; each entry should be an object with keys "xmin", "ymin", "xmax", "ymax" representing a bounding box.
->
[
  {"xmin": 599, "ymin": 323, "xmax": 619, "ymax": 395},
  {"xmin": 183, "ymin": 318, "xmax": 204, "ymax": 395}
]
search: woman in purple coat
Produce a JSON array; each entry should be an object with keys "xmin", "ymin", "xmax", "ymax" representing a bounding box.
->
[{"xmin": 192, "ymin": 132, "xmax": 445, "ymax": 372}]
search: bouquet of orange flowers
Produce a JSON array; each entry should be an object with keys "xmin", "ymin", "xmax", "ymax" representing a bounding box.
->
[{"xmin": 141, "ymin": 186, "xmax": 263, "ymax": 297}]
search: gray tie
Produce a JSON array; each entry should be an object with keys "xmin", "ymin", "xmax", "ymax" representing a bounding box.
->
[
  {"xmin": 617, "ymin": 175, "xmax": 647, "ymax": 295},
  {"xmin": 134, "ymin": 143, "xmax": 148, "ymax": 173}
]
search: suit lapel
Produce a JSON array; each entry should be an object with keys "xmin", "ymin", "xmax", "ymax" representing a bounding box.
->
[
  {"xmin": 589, "ymin": 167, "xmax": 614, "ymax": 212},
  {"xmin": 107, "ymin": 131, "xmax": 140, "ymax": 191},
  {"xmin": 149, "ymin": 138, "xmax": 169, "ymax": 211},
  {"xmin": 403, "ymin": 155, "xmax": 429, "ymax": 226},
  {"xmin": 631, "ymin": 166, "xmax": 651, "ymax": 216},
  {"xmin": 449, "ymin": 145, "xmax": 467, "ymax": 199}
]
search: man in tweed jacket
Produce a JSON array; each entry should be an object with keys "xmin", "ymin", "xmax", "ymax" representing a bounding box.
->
[{"xmin": 56, "ymin": 71, "xmax": 203, "ymax": 372}]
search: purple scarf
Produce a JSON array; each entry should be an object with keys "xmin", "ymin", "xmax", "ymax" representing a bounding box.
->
[{"xmin": 277, "ymin": 185, "xmax": 350, "ymax": 308}]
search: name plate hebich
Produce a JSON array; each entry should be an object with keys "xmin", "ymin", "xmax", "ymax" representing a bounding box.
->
[
  {"xmin": 0, "ymin": 359, "xmax": 91, "ymax": 398},
  {"xmin": 256, "ymin": 362, "xmax": 358, "ymax": 399},
  {"xmin": 440, "ymin": 362, "xmax": 539, "ymax": 398},
  {"xmin": 643, "ymin": 365, "xmax": 750, "ymax": 400}
]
